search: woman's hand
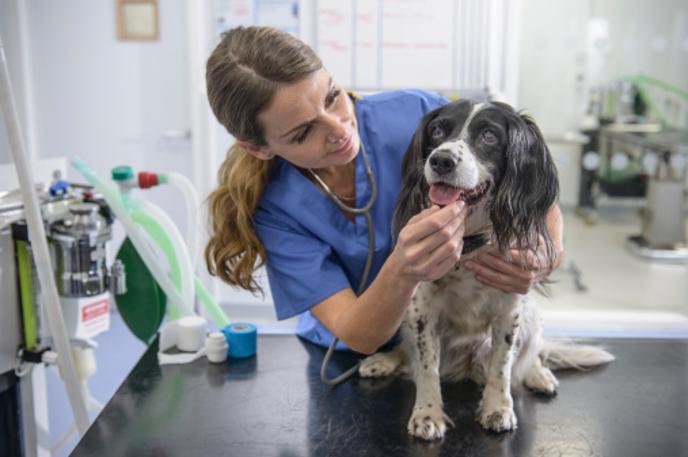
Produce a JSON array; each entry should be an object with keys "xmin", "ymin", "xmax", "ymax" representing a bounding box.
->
[
  {"xmin": 392, "ymin": 202, "xmax": 467, "ymax": 283},
  {"xmin": 463, "ymin": 235, "xmax": 563, "ymax": 294}
]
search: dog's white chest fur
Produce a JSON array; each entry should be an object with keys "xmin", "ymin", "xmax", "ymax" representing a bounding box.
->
[
  {"xmin": 408, "ymin": 247, "xmax": 527, "ymax": 382},
  {"xmin": 428, "ymin": 253, "xmax": 513, "ymax": 337}
]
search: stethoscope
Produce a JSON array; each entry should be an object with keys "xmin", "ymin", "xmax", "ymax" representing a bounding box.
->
[{"xmin": 308, "ymin": 136, "xmax": 378, "ymax": 385}]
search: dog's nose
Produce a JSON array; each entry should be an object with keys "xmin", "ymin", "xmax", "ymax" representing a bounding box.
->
[{"xmin": 429, "ymin": 151, "xmax": 458, "ymax": 175}]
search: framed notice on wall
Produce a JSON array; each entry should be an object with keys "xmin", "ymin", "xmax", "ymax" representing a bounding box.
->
[{"xmin": 116, "ymin": 0, "xmax": 159, "ymax": 41}]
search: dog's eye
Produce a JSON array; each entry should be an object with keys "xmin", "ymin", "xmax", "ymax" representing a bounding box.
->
[
  {"xmin": 481, "ymin": 130, "xmax": 497, "ymax": 145},
  {"xmin": 431, "ymin": 125, "xmax": 445, "ymax": 140}
]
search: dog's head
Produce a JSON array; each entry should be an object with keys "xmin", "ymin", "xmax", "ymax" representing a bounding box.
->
[{"xmin": 394, "ymin": 99, "xmax": 559, "ymax": 266}]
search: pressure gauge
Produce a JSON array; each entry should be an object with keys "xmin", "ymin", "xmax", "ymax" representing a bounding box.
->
[
  {"xmin": 582, "ymin": 151, "xmax": 600, "ymax": 170},
  {"xmin": 611, "ymin": 152, "xmax": 630, "ymax": 170}
]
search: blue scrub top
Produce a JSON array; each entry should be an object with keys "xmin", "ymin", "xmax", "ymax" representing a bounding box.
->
[{"xmin": 254, "ymin": 89, "xmax": 448, "ymax": 351}]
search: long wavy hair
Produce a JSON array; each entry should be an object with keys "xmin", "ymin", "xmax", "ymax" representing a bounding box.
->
[{"xmin": 205, "ymin": 26, "xmax": 322, "ymax": 293}]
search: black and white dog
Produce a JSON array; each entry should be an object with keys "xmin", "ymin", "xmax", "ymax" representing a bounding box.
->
[{"xmin": 359, "ymin": 100, "xmax": 613, "ymax": 440}]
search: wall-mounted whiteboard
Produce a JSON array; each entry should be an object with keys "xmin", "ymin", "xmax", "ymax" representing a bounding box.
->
[
  {"xmin": 315, "ymin": 2, "xmax": 354, "ymax": 86},
  {"xmin": 313, "ymin": 0, "xmax": 518, "ymax": 100}
]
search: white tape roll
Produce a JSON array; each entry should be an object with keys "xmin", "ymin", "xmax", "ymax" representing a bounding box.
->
[{"xmin": 176, "ymin": 316, "xmax": 207, "ymax": 352}]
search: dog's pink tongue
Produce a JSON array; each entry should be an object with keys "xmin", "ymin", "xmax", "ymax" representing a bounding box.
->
[{"xmin": 429, "ymin": 183, "xmax": 463, "ymax": 206}]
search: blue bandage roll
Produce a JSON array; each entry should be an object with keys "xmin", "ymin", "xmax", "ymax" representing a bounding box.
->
[{"xmin": 222, "ymin": 323, "xmax": 257, "ymax": 358}]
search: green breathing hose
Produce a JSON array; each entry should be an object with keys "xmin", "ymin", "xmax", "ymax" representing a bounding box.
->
[
  {"xmin": 132, "ymin": 210, "xmax": 230, "ymax": 328},
  {"xmin": 131, "ymin": 211, "xmax": 183, "ymax": 321},
  {"xmin": 195, "ymin": 277, "xmax": 230, "ymax": 329},
  {"xmin": 626, "ymin": 74, "xmax": 688, "ymax": 130}
]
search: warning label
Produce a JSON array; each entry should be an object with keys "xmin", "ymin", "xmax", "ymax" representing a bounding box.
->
[{"xmin": 82, "ymin": 298, "xmax": 109, "ymax": 323}]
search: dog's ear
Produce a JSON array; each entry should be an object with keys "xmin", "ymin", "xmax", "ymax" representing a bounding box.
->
[
  {"xmin": 490, "ymin": 110, "xmax": 559, "ymax": 268},
  {"xmin": 392, "ymin": 108, "xmax": 441, "ymax": 239}
]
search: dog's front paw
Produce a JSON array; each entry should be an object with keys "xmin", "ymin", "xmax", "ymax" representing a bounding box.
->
[
  {"xmin": 358, "ymin": 352, "xmax": 400, "ymax": 378},
  {"xmin": 478, "ymin": 406, "xmax": 517, "ymax": 432},
  {"xmin": 408, "ymin": 407, "xmax": 451, "ymax": 440}
]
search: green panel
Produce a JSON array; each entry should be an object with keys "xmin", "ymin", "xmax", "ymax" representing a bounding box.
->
[{"xmin": 15, "ymin": 240, "xmax": 37, "ymax": 349}]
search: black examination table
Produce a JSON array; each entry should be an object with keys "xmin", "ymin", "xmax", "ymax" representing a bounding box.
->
[{"xmin": 71, "ymin": 335, "xmax": 688, "ymax": 457}]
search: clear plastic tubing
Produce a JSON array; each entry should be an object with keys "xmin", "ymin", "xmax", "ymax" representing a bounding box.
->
[
  {"xmin": 138, "ymin": 200, "xmax": 195, "ymax": 316},
  {"xmin": 162, "ymin": 172, "xmax": 201, "ymax": 269},
  {"xmin": 133, "ymin": 210, "xmax": 229, "ymax": 327},
  {"xmin": 130, "ymin": 210, "xmax": 186, "ymax": 320},
  {"xmin": 155, "ymin": 173, "xmax": 230, "ymax": 327}
]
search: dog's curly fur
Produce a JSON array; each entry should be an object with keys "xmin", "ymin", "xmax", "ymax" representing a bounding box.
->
[{"xmin": 359, "ymin": 100, "xmax": 614, "ymax": 440}]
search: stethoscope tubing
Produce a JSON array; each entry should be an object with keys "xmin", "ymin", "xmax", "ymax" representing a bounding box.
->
[{"xmin": 309, "ymin": 139, "xmax": 378, "ymax": 385}]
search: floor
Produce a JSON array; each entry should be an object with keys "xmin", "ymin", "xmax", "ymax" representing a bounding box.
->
[{"xmin": 541, "ymin": 207, "xmax": 688, "ymax": 337}]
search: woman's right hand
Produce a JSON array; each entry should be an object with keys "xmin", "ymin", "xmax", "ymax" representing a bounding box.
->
[{"xmin": 391, "ymin": 201, "xmax": 467, "ymax": 283}]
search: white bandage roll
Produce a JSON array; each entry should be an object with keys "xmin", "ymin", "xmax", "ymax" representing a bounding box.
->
[{"xmin": 176, "ymin": 316, "xmax": 207, "ymax": 352}]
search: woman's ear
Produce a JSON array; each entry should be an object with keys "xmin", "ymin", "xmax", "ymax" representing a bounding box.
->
[{"xmin": 236, "ymin": 140, "xmax": 274, "ymax": 160}]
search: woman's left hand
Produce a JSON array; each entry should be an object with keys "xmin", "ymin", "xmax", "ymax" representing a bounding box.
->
[{"xmin": 463, "ymin": 235, "xmax": 562, "ymax": 294}]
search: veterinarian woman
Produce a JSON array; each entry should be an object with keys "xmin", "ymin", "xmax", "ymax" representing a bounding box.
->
[{"xmin": 204, "ymin": 26, "xmax": 564, "ymax": 356}]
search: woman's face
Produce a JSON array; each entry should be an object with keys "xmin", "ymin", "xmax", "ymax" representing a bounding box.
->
[{"xmin": 248, "ymin": 69, "xmax": 360, "ymax": 171}]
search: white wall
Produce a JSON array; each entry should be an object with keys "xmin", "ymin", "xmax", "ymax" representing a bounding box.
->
[
  {"xmin": 517, "ymin": 1, "xmax": 591, "ymax": 136},
  {"xmin": 2, "ymin": 0, "xmax": 191, "ymax": 173},
  {"xmin": 25, "ymin": 0, "xmax": 190, "ymax": 178},
  {"xmin": 0, "ymin": 0, "xmax": 31, "ymax": 164}
]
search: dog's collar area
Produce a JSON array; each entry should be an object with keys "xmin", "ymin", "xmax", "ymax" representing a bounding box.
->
[{"xmin": 461, "ymin": 233, "xmax": 488, "ymax": 255}]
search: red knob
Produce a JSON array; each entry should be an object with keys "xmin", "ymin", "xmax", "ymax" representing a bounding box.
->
[{"xmin": 138, "ymin": 172, "xmax": 159, "ymax": 189}]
